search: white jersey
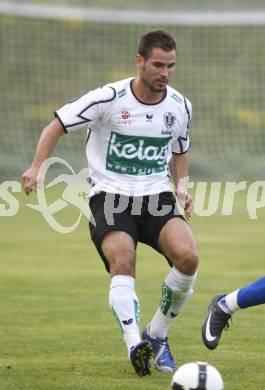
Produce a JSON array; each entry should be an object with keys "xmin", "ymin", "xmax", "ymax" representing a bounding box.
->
[{"xmin": 55, "ymin": 77, "xmax": 192, "ymax": 197}]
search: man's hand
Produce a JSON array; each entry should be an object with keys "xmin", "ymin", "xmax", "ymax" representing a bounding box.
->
[
  {"xmin": 177, "ymin": 188, "xmax": 193, "ymax": 221},
  {"xmin": 22, "ymin": 166, "xmax": 40, "ymax": 195}
]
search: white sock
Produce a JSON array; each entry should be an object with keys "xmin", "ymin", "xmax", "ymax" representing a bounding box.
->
[
  {"xmin": 149, "ymin": 267, "xmax": 197, "ymax": 339},
  {"xmin": 218, "ymin": 290, "xmax": 240, "ymax": 314},
  {"xmin": 109, "ymin": 275, "xmax": 141, "ymax": 354}
]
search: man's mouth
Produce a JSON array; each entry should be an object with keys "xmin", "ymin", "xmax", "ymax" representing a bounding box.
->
[{"xmin": 155, "ymin": 79, "xmax": 168, "ymax": 84}]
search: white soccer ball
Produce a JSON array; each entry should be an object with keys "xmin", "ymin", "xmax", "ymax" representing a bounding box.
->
[{"xmin": 171, "ymin": 361, "xmax": 224, "ymax": 390}]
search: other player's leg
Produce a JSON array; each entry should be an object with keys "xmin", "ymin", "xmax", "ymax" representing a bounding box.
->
[{"xmin": 202, "ymin": 276, "xmax": 265, "ymax": 349}]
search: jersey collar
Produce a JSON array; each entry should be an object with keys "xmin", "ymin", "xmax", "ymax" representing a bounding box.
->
[{"xmin": 130, "ymin": 78, "xmax": 167, "ymax": 106}]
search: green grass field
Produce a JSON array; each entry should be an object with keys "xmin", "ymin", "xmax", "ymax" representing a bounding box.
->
[{"xmin": 0, "ymin": 189, "xmax": 264, "ymax": 389}]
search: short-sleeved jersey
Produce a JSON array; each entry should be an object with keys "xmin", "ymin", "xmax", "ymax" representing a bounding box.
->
[{"xmin": 55, "ymin": 77, "xmax": 192, "ymax": 197}]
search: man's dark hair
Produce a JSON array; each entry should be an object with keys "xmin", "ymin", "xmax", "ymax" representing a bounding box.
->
[{"xmin": 137, "ymin": 29, "xmax": 177, "ymax": 59}]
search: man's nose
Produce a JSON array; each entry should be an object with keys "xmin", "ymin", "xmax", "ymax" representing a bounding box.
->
[{"xmin": 160, "ymin": 67, "xmax": 169, "ymax": 77}]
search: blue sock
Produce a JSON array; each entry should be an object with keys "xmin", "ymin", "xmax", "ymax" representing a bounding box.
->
[{"xmin": 237, "ymin": 276, "xmax": 265, "ymax": 309}]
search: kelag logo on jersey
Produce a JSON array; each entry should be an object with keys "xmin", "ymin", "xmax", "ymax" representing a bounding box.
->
[{"xmin": 106, "ymin": 131, "xmax": 171, "ymax": 175}]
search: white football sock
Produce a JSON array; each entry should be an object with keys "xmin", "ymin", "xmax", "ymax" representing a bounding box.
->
[
  {"xmin": 149, "ymin": 267, "xmax": 197, "ymax": 339},
  {"xmin": 225, "ymin": 290, "xmax": 240, "ymax": 312},
  {"xmin": 218, "ymin": 290, "xmax": 240, "ymax": 314},
  {"xmin": 109, "ymin": 275, "xmax": 141, "ymax": 354}
]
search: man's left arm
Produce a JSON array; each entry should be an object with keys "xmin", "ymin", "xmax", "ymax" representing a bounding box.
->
[{"xmin": 169, "ymin": 152, "xmax": 193, "ymax": 220}]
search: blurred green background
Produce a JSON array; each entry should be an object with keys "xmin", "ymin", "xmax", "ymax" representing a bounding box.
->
[
  {"xmin": 5, "ymin": 0, "xmax": 265, "ymax": 10},
  {"xmin": 0, "ymin": 1, "xmax": 264, "ymax": 181}
]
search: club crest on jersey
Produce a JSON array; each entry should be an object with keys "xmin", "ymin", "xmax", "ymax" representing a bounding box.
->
[{"xmin": 163, "ymin": 112, "xmax": 176, "ymax": 129}]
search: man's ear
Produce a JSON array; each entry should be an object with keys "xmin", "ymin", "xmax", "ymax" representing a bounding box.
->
[{"xmin": 135, "ymin": 53, "xmax": 144, "ymax": 69}]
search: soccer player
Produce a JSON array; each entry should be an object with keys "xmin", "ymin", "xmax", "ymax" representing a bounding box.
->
[
  {"xmin": 22, "ymin": 30, "xmax": 199, "ymax": 376},
  {"xmin": 202, "ymin": 276, "xmax": 265, "ymax": 350}
]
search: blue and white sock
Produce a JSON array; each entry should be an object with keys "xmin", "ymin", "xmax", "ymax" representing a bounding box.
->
[
  {"xmin": 237, "ymin": 276, "xmax": 265, "ymax": 308},
  {"xmin": 218, "ymin": 292, "xmax": 239, "ymax": 314},
  {"xmin": 218, "ymin": 276, "xmax": 265, "ymax": 314}
]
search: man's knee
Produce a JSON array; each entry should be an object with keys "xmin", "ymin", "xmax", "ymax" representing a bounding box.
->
[
  {"xmin": 170, "ymin": 243, "xmax": 199, "ymax": 275},
  {"xmin": 107, "ymin": 247, "xmax": 136, "ymax": 275},
  {"xmin": 101, "ymin": 232, "xmax": 136, "ymax": 276}
]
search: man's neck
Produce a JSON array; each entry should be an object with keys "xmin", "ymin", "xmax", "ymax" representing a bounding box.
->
[{"xmin": 131, "ymin": 78, "xmax": 166, "ymax": 104}]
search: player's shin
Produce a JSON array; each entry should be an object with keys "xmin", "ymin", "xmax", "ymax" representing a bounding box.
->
[
  {"xmin": 149, "ymin": 267, "xmax": 197, "ymax": 339},
  {"xmin": 109, "ymin": 275, "xmax": 141, "ymax": 354}
]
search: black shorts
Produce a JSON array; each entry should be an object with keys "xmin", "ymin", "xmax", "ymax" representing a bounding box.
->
[{"xmin": 89, "ymin": 191, "xmax": 184, "ymax": 272}]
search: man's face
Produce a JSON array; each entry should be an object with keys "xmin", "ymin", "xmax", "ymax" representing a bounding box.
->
[{"xmin": 137, "ymin": 47, "xmax": 176, "ymax": 93}]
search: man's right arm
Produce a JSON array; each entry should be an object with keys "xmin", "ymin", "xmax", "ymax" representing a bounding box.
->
[{"xmin": 22, "ymin": 118, "xmax": 65, "ymax": 195}]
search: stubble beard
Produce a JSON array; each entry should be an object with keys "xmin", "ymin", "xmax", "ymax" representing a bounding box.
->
[{"xmin": 142, "ymin": 75, "xmax": 167, "ymax": 94}]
